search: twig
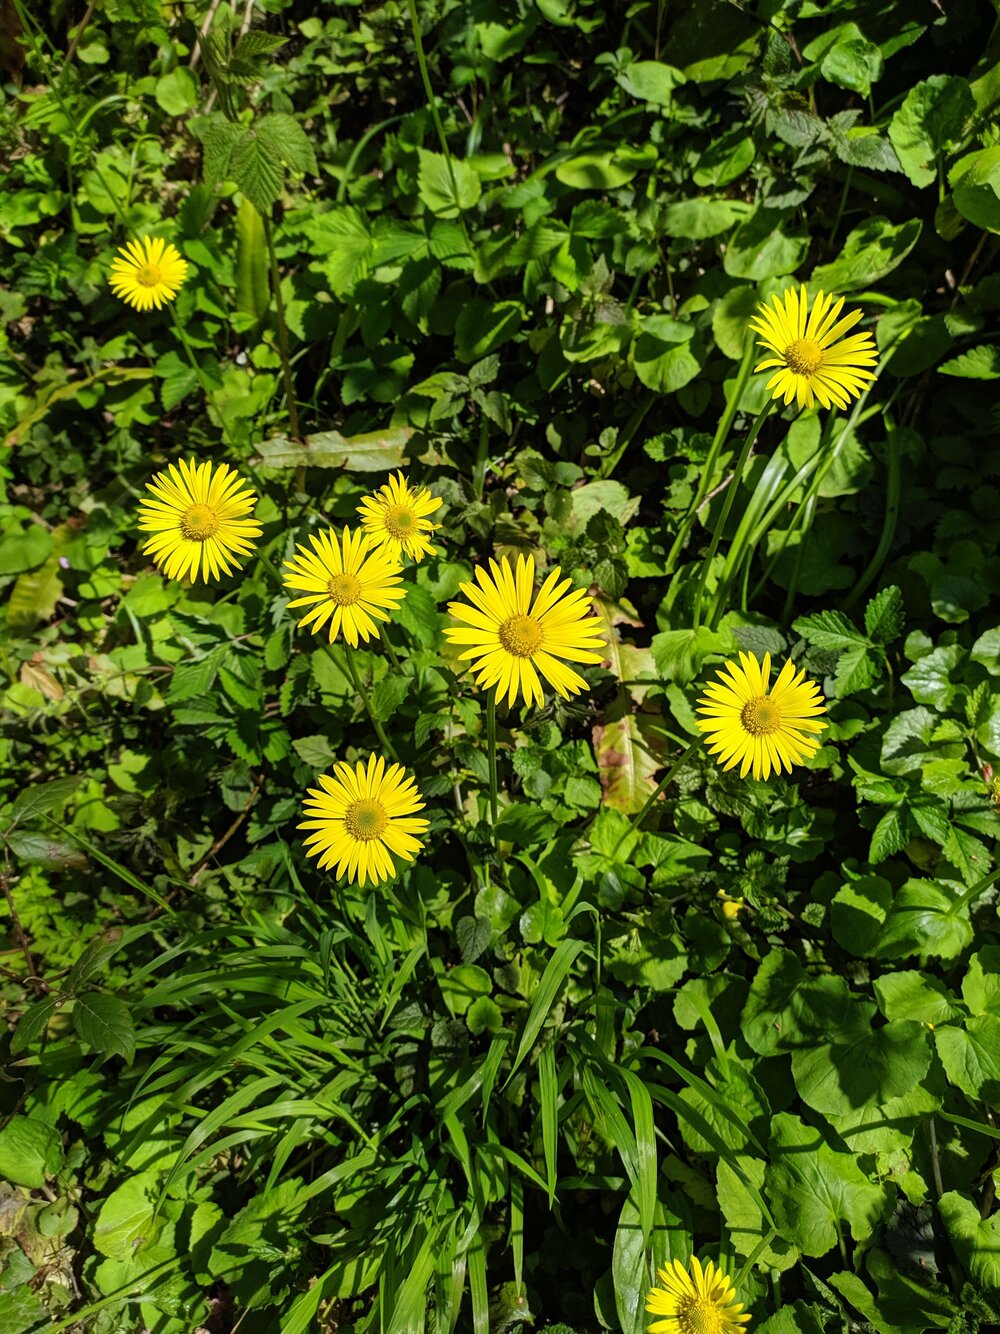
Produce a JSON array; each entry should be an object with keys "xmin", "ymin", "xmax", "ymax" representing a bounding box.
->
[
  {"xmin": 189, "ymin": 0, "xmax": 226, "ymax": 70},
  {"xmin": 61, "ymin": 0, "xmax": 96, "ymax": 73},
  {"xmin": 189, "ymin": 779, "xmax": 263, "ymax": 886}
]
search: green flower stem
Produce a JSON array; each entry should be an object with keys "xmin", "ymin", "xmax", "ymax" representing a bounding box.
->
[
  {"xmin": 691, "ymin": 397, "xmax": 775, "ymax": 630},
  {"xmin": 664, "ymin": 335, "xmax": 756, "ymax": 579},
  {"xmin": 620, "ymin": 734, "xmax": 701, "ymax": 849},
  {"xmin": 952, "ymin": 865, "xmax": 1000, "ymax": 914},
  {"xmin": 340, "ymin": 642, "xmax": 399, "ymax": 762},
  {"xmin": 486, "ymin": 691, "xmax": 499, "ymax": 826},
  {"xmin": 255, "ymin": 548, "xmax": 285, "ymax": 589},
  {"xmin": 262, "ymin": 214, "xmax": 301, "ymax": 443},
  {"xmin": 843, "ymin": 418, "xmax": 902, "ymax": 613},
  {"xmin": 382, "ymin": 631, "xmax": 402, "ymax": 672}
]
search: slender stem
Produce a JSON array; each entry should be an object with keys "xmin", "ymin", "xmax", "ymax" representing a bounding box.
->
[
  {"xmin": 341, "ymin": 643, "xmax": 399, "ymax": 761},
  {"xmin": 612, "ymin": 736, "xmax": 701, "ymax": 858},
  {"xmin": 61, "ymin": 0, "xmax": 96, "ymax": 72},
  {"xmin": 664, "ymin": 336, "xmax": 756, "ymax": 578},
  {"xmin": 262, "ymin": 214, "xmax": 301, "ymax": 442},
  {"xmin": 382, "ymin": 631, "xmax": 402, "ymax": 672},
  {"xmin": 952, "ymin": 865, "xmax": 1000, "ymax": 913},
  {"xmin": 486, "ymin": 692, "xmax": 499, "ymax": 825},
  {"xmin": 843, "ymin": 419, "xmax": 901, "ymax": 612},
  {"xmin": 692, "ymin": 398, "xmax": 776, "ymax": 629},
  {"xmin": 255, "ymin": 548, "xmax": 284, "ymax": 588}
]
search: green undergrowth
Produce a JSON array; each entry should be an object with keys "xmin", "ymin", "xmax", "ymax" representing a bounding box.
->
[{"xmin": 2, "ymin": 0, "xmax": 1000, "ymax": 1330}]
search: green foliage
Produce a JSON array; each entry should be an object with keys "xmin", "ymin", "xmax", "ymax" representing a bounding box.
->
[{"xmin": 2, "ymin": 0, "xmax": 1000, "ymax": 1331}]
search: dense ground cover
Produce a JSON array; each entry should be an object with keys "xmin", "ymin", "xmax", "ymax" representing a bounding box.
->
[{"xmin": 2, "ymin": 0, "xmax": 1000, "ymax": 1330}]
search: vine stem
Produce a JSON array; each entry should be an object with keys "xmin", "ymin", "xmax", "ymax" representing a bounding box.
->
[
  {"xmin": 486, "ymin": 692, "xmax": 499, "ymax": 825},
  {"xmin": 692, "ymin": 396, "xmax": 776, "ymax": 630},
  {"xmin": 262, "ymin": 214, "xmax": 301, "ymax": 442},
  {"xmin": 340, "ymin": 643, "xmax": 399, "ymax": 762}
]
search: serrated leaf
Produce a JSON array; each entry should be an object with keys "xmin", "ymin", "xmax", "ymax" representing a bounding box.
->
[
  {"xmin": 870, "ymin": 807, "xmax": 910, "ymax": 863},
  {"xmin": 73, "ymin": 993, "xmax": 136, "ymax": 1063},
  {"xmin": 255, "ymin": 112, "xmax": 317, "ymax": 177},
  {"xmin": 11, "ymin": 996, "xmax": 60, "ymax": 1053},
  {"xmin": 792, "ymin": 609, "xmax": 868, "ymax": 651},
  {"xmin": 229, "ymin": 127, "xmax": 284, "ymax": 215},
  {"xmin": 196, "ymin": 114, "xmax": 246, "ymax": 186},
  {"xmin": 232, "ymin": 29, "xmax": 287, "ymax": 61},
  {"xmin": 864, "ymin": 585, "xmax": 904, "ymax": 644},
  {"xmin": 938, "ymin": 345, "xmax": 1000, "ymax": 379},
  {"xmin": 417, "ymin": 149, "xmax": 481, "ymax": 218}
]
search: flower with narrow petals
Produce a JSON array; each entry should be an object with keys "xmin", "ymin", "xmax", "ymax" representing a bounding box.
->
[
  {"xmin": 444, "ymin": 553, "xmax": 606, "ymax": 708},
  {"xmin": 750, "ymin": 285, "xmax": 878, "ymax": 411},
  {"xmin": 646, "ymin": 1256, "xmax": 751, "ymax": 1333},
  {"xmin": 137, "ymin": 458, "xmax": 261, "ymax": 583},
  {"xmin": 357, "ymin": 472, "xmax": 442, "ymax": 562},
  {"xmin": 283, "ymin": 526, "xmax": 405, "ymax": 647},
  {"xmin": 696, "ymin": 651, "xmax": 827, "ymax": 781},
  {"xmin": 299, "ymin": 755, "xmax": 429, "ymax": 887},
  {"xmin": 109, "ymin": 236, "xmax": 189, "ymax": 311}
]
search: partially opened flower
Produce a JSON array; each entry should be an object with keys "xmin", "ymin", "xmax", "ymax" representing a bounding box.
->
[
  {"xmin": 137, "ymin": 458, "xmax": 261, "ymax": 583},
  {"xmin": 283, "ymin": 526, "xmax": 405, "ymax": 646},
  {"xmin": 357, "ymin": 471, "xmax": 442, "ymax": 563},
  {"xmin": 110, "ymin": 236, "xmax": 189, "ymax": 312},
  {"xmin": 750, "ymin": 285, "xmax": 877, "ymax": 411},
  {"xmin": 299, "ymin": 755, "xmax": 429, "ymax": 887},
  {"xmin": 647, "ymin": 1256, "xmax": 750, "ymax": 1333},
  {"xmin": 444, "ymin": 553, "xmax": 606, "ymax": 708},
  {"xmin": 696, "ymin": 651, "xmax": 826, "ymax": 782}
]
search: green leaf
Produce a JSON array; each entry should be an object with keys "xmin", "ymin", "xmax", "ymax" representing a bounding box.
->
[
  {"xmin": 494, "ymin": 803, "xmax": 557, "ymax": 847},
  {"xmin": 650, "ymin": 626, "xmax": 729, "ymax": 686},
  {"xmin": 370, "ymin": 674, "xmax": 410, "ymax": 722},
  {"xmin": 888, "ymin": 75, "xmax": 975, "ymax": 188},
  {"xmin": 873, "ymin": 970, "xmax": 963, "ymax": 1025},
  {"xmin": 616, "ymin": 60, "xmax": 685, "ymax": 107},
  {"xmin": 765, "ymin": 1113, "xmax": 890, "ymax": 1258},
  {"xmin": 864, "ymin": 585, "xmax": 904, "ymax": 644},
  {"xmin": 554, "ymin": 145, "xmax": 656, "ymax": 190},
  {"xmin": 792, "ymin": 608, "xmax": 867, "ymax": 651},
  {"xmin": 73, "ymin": 993, "xmax": 136, "ymax": 1062},
  {"xmin": 612, "ymin": 1192, "xmax": 651, "ymax": 1334},
  {"xmin": 694, "ymin": 130, "xmax": 755, "ymax": 188},
  {"xmin": 962, "ymin": 945, "xmax": 1000, "ymax": 1016},
  {"xmin": 455, "ymin": 300, "xmax": 523, "ymax": 362},
  {"xmin": 939, "ymin": 1191, "xmax": 1000, "ymax": 1290},
  {"xmin": 417, "ymin": 149, "xmax": 481, "ymax": 218},
  {"xmin": 256, "ymin": 427, "xmax": 412, "ymax": 471},
  {"xmin": 831, "ymin": 874, "xmax": 893, "ymax": 956},
  {"xmin": 717, "ymin": 1155, "xmax": 799, "ymax": 1271},
  {"xmin": 11, "ymin": 995, "xmax": 60, "ymax": 1053},
  {"xmin": 593, "ymin": 700, "xmax": 661, "ymax": 816},
  {"xmin": 195, "ymin": 114, "xmax": 246, "ymax": 186},
  {"xmin": 661, "ymin": 198, "xmax": 750, "ymax": 240},
  {"xmin": 791, "ymin": 1020, "xmax": 932, "ymax": 1116},
  {"xmin": 723, "ymin": 208, "xmax": 808, "ymax": 280},
  {"xmin": 235, "ymin": 196, "xmax": 269, "ymax": 323},
  {"xmin": 936, "ymin": 1016, "xmax": 1000, "ymax": 1102},
  {"xmin": 811, "ymin": 217, "xmax": 920, "ymax": 293},
  {"xmin": 938, "ymin": 344, "xmax": 1000, "ymax": 379},
  {"xmin": 633, "ymin": 317, "xmax": 705, "ymax": 393},
  {"xmin": 229, "ymin": 126, "xmax": 285, "ymax": 215},
  {"xmin": 93, "ymin": 1171, "xmax": 163, "ymax": 1260},
  {"xmin": 65, "ymin": 927, "xmax": 127, "ymax": 993},
  {"xmin": 255, "ymin": 112, "xmax": 317, "ymax": 178},
  {"xmin": 0, "ymin": 1115, "xmax": 63, "ymax": 1189},
  {"xmin": 971, "ymin": 628, "xmax": 1000, "ymax": 675},
  {"xmin": 741, "ymin": 949, "xmax": 856, "ymax": 1055},
  {"xmin": 155, "ymin": 66, "xmax": 198, "ymax": 116},
  {"xmin": 900, "ymin": 644, "xmax": 962, "ymax": 708},
  {"xmin": 7, "ymin": 553, "xmax": 63, "ymax": 632},
  {"xmin": 872, "ymin": 879, "xmax": 974, "ymax": 963}
]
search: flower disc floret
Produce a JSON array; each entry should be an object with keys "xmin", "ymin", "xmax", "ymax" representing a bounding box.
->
[
  {"xmin": 283, "ymin": 526, "xmax": 405, "ymax": 646},
  {"xmin": 750, "ymin": 285, "xmax": 878, "ymax": 411},
  {"xmin": 357, "ymin": 471, "xmax": 443, "ymax": 562},
  {"xmin": 299, "ymin": 755, "xmax": 429, "ymax": 887},
  {"xmin": 444, "ymin": 553, "xmax": 606, "ymax": 708},
  {"xmin": 137, "ymin": 458, "xmax": 261, "ymax": 584},
  {"xmin": 696, "ymin": 650, "xmax": 827, "ymax": 781},
  {"xmin": 109, "ymin": 236, "xmax": 190, "ymax": 312},
  {"xmin": 646, "ymin": 1256, "xmax": 750, "ymax": 1334}
]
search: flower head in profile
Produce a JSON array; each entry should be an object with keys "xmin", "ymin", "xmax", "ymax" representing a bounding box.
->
[
  {"xmin": 137, "ymin": 458, "xmax": 261, "ymax": 583},
  {"xmin": 299, "ymin": 755, "xmax": 429, "ymax": 887},
  {"xmin": 357, "ymin": 471, "xmax": 442, "ymax": 563},
  {"xmin": 647, "ymin": 1256, "xmax": 750, "ymax": 1333},
  {"xmin": 283, "ymin": 526, "xmax": 405, "ymax": 646},
  {"xmin": 444, "ymin": 553, "xmax": 606, "ymax": 708},
  {"xmin": 696, "ymin": 651, "xmax": 826, "ymax": 782},
  {"xmin": 109, "ymin": 236, "xmax": 189, "ymax": 312},
  {"xmin": 750, "ymin": 285, "xmax": 877, "ymax": 411}
]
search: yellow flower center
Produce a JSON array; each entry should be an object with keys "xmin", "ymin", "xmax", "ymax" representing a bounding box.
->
[
  {"xmin": 498, "ymin": 613, "xmax": 543, "ymax": 658},
  {"xmin": 327, "ymin": 573, "xmax": 363, "ymax": 605},
  {"xmin": 135, "ymin": 263, "xmax": 163, "ymax": 289},
  {"xmin": 784, "ymin": 338, "xmax": 823, "ymax": 376},
  {"xmin": 677, "ymin": 1299, "xmax": 725, "ymax": 1334},
  {"xmin": 741, "ymin": 696, "xmax": 782, "ymax": 736},
  {"xmin": 344, "ymin": 798, "xmax": 388, "ymax": 841},
  {"xmin": 180, "ymin": 503, "xmax": 220, "ymax": 541},
  {"xmin": 383, "ymin": 504, "xmax": 416, "ymax": 541}
]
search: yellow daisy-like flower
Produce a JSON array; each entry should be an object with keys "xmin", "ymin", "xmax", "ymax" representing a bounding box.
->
[
  {"xmin": 109, "ymin": 235, "xmax": 190, "ymax": 312},
  {"xmin": 283, "ymin": 526, "xmax": 405, "ymax": 646},
  {"xmin": 137, "ymin": 458, "xmax": 262, "ymax": 583},
  {"xmin": 696, "ymin": 651, "xmax": 827, "ymax": 782},
  {"xmin": 444, "ymin": 554, "xmax": 606, "ymax": 708},
  {"xmin": 750, "ymin": 285, "xmax": 878, "ymax": 411},
  {"xmin": 357, "ymin": 471, "xmax": 443, "ymax": 563},
  {"xmin": 646, "ymin": 1256, "xmax": 751, "ymax": 1334},
  {"xmin": 299, "ymin": 755, "xmax": 429, "ymax": 887}
]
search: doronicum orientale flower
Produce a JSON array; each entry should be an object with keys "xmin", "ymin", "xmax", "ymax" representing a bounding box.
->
[
  {"xmin": 137, "ymin": 459, "xmax": 262, "ymax": 583},
  {"xmin": 750, "ymin": 285, "xmax": 877, "ymax": 411},
  {"xmin": 444, "ymin": 553, "xmax": 606, "ymax": 708},
  {"xmin": 299, "ymin": 755, "xmax": 429, "ymax": 887},
  {"xmin": 696, "ymin": 651, "xmax": 826, "ymax": 782},
  {"xmin": 357, "ymin": 471, "xmax": 442, "ymax": 563},
  {"xmin": 109, "ymin": 236, "xmax": 189, "ymax": 312},
  {"xmin": 646, "ymin": 1256, "xmax": 751, "ymax": 1334},
  {"xmin": 283, "ymin": 526, "xmax": 405, "ymax": 646}
]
